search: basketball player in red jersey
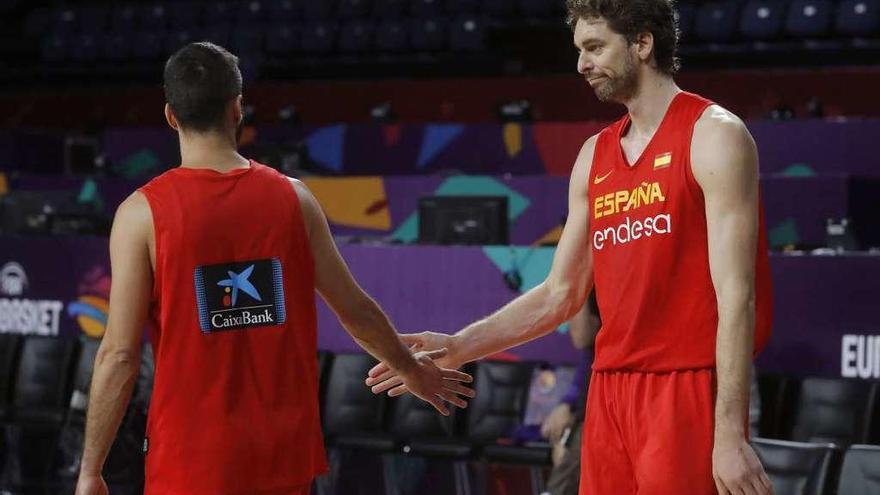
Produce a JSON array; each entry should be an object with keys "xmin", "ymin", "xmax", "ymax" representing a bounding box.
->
[
  {"xmin": 367, "ymin": 1, "xmax": 774, "ymax": 493},
  {"xmin": 74, "ymin": 42, "xmax": 474, "ymax": 495}
]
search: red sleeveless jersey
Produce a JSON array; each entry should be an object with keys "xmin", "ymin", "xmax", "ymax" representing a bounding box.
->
[
  {"xmin": 139, "ymin": 161, "xmax": 327, "ymax": 494},
  {"xmin": 588, "ymin": 92, "xmax": 773, "ymax": 372}
]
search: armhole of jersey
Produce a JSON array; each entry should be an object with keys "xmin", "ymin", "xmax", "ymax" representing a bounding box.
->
[
  {"xmin": 683, "ymin": 102, "xmax": 714, "ymax": 202},
  {"xmin": 285, "ymin": 177, "xmax": 317, "ymax": 282},
  {"xmin": 587, "ymin": 130, "xmax": 608, "ymax": 194},
  {"xmin": 138, "ymin": 186, "xmax": 162, "ymax": 305}
]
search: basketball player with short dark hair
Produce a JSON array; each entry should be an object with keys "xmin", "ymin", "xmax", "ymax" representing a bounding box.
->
[{"xmin": 75, "ymin": 42, "xmax": 474, "ymax": 495}]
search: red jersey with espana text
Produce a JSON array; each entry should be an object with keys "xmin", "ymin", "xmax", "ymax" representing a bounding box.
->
[
  {"xmin": 139, "ymin": 161, "xmax": 327, "ymax": 495},
  {"xmin": 588, "ymin": 92, "xmax": 772, "ymax": 371}
]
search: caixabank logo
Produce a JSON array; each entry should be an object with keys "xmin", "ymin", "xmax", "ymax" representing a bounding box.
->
[{"xmin": 194, "ymin": 258, "xmax": 286, "ymax": 334}]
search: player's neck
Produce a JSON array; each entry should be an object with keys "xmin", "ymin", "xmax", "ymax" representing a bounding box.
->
[
  {"xmin": 178, "ymin": 131, "xmax": 249, "ymax": 172},
  {"xmin": 622, "ymin": 76, "xmax": 681, "ymax": 139}
]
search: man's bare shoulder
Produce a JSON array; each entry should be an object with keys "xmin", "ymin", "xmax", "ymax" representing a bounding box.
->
[
  {"xmin": 693, "ymin": 105, "xmax": 753, "ymax": 151},
  {"xmin": 692, "ymin": 105, "xmax": 756, "ymax": 174},
  {"xmin": 115, "ymin": 191, "xmax": 153, "ymax": 227}
]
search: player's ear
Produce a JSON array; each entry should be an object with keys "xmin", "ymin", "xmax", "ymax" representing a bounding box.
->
[
  {"xmin": 232, "ymin": 96, "xmax": 243, "ymax": 127},
  {"xmin": 165, "ymin": 103, "xmax": 179, "ymax": 131},
  {"xmin": 634, "ymin": 31, "xmax": 654, "ymax": 64}
]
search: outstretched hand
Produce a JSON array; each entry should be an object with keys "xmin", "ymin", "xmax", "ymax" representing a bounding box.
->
[
  {"xmin": 366, "ymin": 332, "xmax": 460, "ymax": 397},
  {"xmin": 397, "ymin": 347, "xmax": 474, "ymax": 416}
]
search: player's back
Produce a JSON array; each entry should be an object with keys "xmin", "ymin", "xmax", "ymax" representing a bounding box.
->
[{"xmin": 138, "ymin": 161, "xmax": 327, "ymax": 494}]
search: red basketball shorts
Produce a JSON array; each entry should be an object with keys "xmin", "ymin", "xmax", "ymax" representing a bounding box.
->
[{"xmin": 579, "ymin": 369, "xmax": 718, "ymax": 495}]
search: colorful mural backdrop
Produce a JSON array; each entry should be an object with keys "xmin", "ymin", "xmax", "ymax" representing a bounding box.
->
[{"xmin": 1, "ymin": 238, "xmax": 878, "ymax": 380}]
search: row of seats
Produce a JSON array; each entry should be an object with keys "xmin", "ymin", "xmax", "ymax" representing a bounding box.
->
[
  {"xmin": 0, "ymin": 335, "xmax": 145, "ymax": 492},
  {"xmin": 679, "ymin": 0, "xmax": 880, "ymax": 53},
  {"xmin": 752, "ymin": 439, "xmax": 880, "ymax": 494},
  {"xmin": 758, "ymin": 373, "xmax": 880, "ymax": 446},
  {"xmin": 32, "ymin": 0, "xmax": 878, "ymax": 41},
  {"xmin": 41, "ymin": 17, "xmax": 489, "ymax": 64},
  {"xmin": 25, "ymin": 0, "xmax": 561, "ymax": 38},
  {"xmin": 29, "ymin": 0, "xmax": 880, "ymax": 68},
  {"xmin": 2, "ymin": 335, "xmax": 880, "ymax": 493}
]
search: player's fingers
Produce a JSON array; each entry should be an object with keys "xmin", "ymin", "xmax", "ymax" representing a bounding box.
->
[
  {"xmin": 365, "ymin": 368, "xmax": 397, "ymax": 386},
  {"xmin": 714, "ymin": 477, "xmax": 730, "ymax": 495},
  {"xmin": 399, "ymin": 334, "xmax": 426, "ymax": 348},
  {"xmin": 739, "ymin": 478, "xmax": 759, "ymax": 495},
  {"xmin": 370, "ymin": 375, "xmax": 403, "ymax": 394},
  {"xmin": 388, "ymin": 384, "xmax": 409, "ymax": 397},
  {"xmin": 749, "ymin": 476, "xmax": 768, "ymax": 495},
  {"xmin": 367, "ymin": 362, "xmax": 391, "ymax": 379},
  {"xmin": 441, "ymin": 369, "xmax": 472, "ymax": 382},
  {"xmin": 439, "ymin": 390, "xmax": 468, "ymax": 408},
  {"xmin": 422, "ymin": 347, "xmax": 448, "ymax": 360},
  {"xmin": 758, "ymin": 473, "xmax": 774, "ymax": 494},
  {"xmin": 429, "ymin": 395, "xmax": 450, "ymax": 416},
  {"xmin": 730, "ymin": 483, "xmax": 749, "ymax": 495},
  {"xmin": 442, "ymin": 382, "xmax": 475, "ymax": 398}
]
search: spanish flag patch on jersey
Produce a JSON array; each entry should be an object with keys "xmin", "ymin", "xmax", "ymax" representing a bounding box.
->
[{"xmin": 654, "ymin": 152, "xmax": 672, "ymax": 169}]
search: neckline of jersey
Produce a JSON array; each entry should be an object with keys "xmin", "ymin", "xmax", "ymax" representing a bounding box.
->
[
  {"xmin": 172, "ymin": 159, "xmax": 255, "ymax": 179},
  {"xmin": 615, "ymin": 91, "xmax": 684, "ymax": 172}
]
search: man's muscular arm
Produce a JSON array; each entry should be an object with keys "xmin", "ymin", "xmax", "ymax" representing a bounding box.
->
[
  {"xmin": 367, "ymin": 135, "xmax": 598, "ymax": 394},
  {"xmin": 76, "ymin": 193, "xmax": 153, "ymax": 495},
  {"xmin": 692, "ymin": 106, "xmax": 773, "ymax": 495}
]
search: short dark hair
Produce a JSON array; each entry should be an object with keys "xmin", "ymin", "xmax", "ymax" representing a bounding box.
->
[
  {"xmin": 163, "ymin": 42, "xmax": 242, "ymax": 132},
  {"xmin": 566, "ymin": 0, "xmax": 681, "ymax": 75}
]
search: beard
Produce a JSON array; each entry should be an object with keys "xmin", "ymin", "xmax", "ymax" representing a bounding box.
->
[{"xmin": 592, "ymin": 53, "xmax": 639, "ymax": 103}]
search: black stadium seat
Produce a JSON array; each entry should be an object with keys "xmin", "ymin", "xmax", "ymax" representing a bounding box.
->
[
  {"xmin": 390, "ymin": 390, "xmax": 470, "ymax": 494},
  {"xmin": 55, "ymin": 337, "xmax": 101, "ymax": 483},
  {"xmin": 481, "ymin": 363, "xmax": 556, "ymax": 495},
  {"xmin": 740, "ymin": 0, "xmax": 787, "ymax": 41},
  {"xmin": 449, "ymin": 16, "xmax": 486, "ymax": 52},
  {"xmin": 836, "ymin": 0, "xmax": 880, "ymax": 37},
  {"xmin": 694, "ymin": 1, "xmax": 743, "ymax": 43},
  {"xmin": 787, "ymin": 377, "xmax": 877, "ymax": 447},
  {"xmin": 375, "ymin": 20, "xmax": 408, "ymax": 52},
  {"xmin": 319, "ymin": 353, "xmax": 394, "ymax": 495},
  {"xmin": 409, "ymin": 18, "xmax": 448, "ymax": 51},
  {"xmin": 2, "ymin": 337, "xmax": 79, "ymax": 492},
  {"xmin": 784, "ymin": 0, "xmax": 834, "ymax": 38},
  {"xmin": 0, "ymin": 335, "xmax": 21, "ymax": 420},
  {"xmin": 9, "ymin": 337, "xmax": 78, "ymax": 424},
  {"xmin": 757, "ymin": 373, "xmax": 793, "ymax": 438},
  {"xmin": 400, "ymin": 360, "xmax": 539, "ymax": 495},
  {"xmin": 837, "ymin": 444, "xmax": 880, "ymax": 494},
  {"xmin": 267, "ymin": 25, "xmax": 300, "ymax": 54},
  {"xmin": 322, "ymin": 353, "xmax": 392, "ymax": 449},
  {"xmin": 751, "ymin": 438, "xmax": 841, "ymax": 495},
  {"xmin": 467, "ymin": 361, "xmax": 537, "ymax": 444},
  {"xmin": 338, "ymin": 20, "xmax": 377, "ymax": 53},
  {"xmin": 301, "ymin": 22, "xmax": 339, "ymax": 54},
  {"xmin": 317, "ymin": 350, "xmax": 332, "ymax": 412},
  {"xmin": 0, "ymin": 335, "xmax": 21, "ymax": 476}
]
